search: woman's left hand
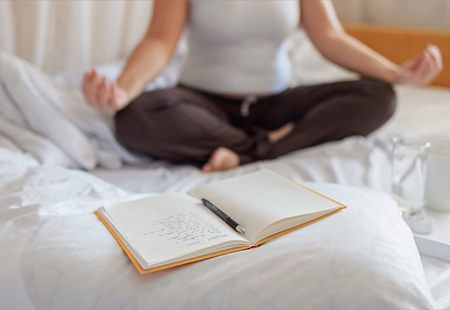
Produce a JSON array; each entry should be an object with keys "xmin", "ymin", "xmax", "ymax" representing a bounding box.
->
[{"xmin": 398, "ymin": 44, "xmax": 443, "ymax": 85}]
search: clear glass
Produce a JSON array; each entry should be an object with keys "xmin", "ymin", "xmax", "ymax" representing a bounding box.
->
[{"xmin": 391, "ymin": 137, "xmax": 430, "ymax": 217}]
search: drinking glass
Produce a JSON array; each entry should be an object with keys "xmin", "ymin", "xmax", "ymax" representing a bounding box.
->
[{"xmin": 391, "ymin": 137, "xmax": 430, "ymax": 217}]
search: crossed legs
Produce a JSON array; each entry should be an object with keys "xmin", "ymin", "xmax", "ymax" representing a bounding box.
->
[{"xmin": 115, "ymin": 79, "xmax": 396, "ymax": 171}]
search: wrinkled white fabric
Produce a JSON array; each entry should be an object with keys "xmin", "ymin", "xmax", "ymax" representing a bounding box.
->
[
  {"xmin": 0, "ymin": 41, "xmax": 187, "ymax": 170},
  {"xmin": 91, "ymin": 136, "xmax": 450, "ymax": 310},
  {"xmin": 0, "ymin": 52, "xmax": 137, "ymax": 169},
  {"xmin": 0, "ymin": 149, "xmax": 434, "ymax": 308},
  {"xmin": 1, "ymin": 84, "xmax": 450, "ymax": 307}
]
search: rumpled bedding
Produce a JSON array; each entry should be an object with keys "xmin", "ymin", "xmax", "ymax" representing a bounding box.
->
[
  {"xmin": 0, "ymin": 52, "xmax": 145, "ymax": 169},
  {"xmin": 0, "ymin": 146, "xmax": 436, "ymax": 309}
]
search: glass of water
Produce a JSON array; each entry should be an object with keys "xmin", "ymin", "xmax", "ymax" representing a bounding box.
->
[{"xmin": 391, "ymin": 137, "xmax": 430, "ymax": 217}]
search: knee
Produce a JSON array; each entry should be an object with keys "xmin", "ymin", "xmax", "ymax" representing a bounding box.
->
[
  {"xmin": 114, "ymin": 89, "xmax": 178, "ymax": 147},
  {"xmin": 116, "ymin": 89, "xmax": 178, "ymax": 121},
  {"xmin": 114, "ymin": 102, "xmax": 145, "ymax": 150},
  {"xmin": 362, "ymin": 79, "xmax": 397, "ymax": 122}
]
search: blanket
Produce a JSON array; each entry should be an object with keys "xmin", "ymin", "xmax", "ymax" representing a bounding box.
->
[{"xmin": 0, "ymin": 52, "xmax": 144, "ymax": 169}]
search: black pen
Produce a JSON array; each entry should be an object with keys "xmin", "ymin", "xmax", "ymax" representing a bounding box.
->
[{"xmin": 201, "ymin": 198, "xmax": 246, "ymax": 235}]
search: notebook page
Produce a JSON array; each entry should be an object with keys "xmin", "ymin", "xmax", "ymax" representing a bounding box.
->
[
  {"xmin": 104, "ymin": 194, "xmax": 248, "ymax": 267},
  {"xmin": 189, "ymin": 170, "xmax": 342, "ymax": 243}
]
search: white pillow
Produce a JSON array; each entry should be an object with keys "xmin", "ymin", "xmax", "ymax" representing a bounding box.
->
[
  {"xmin": 0, "ymin": 52, "xmax": 97, "ymax": 169},
  {"xmin": 0, "ymin": 115, "xmax": 75, "ymax": 167},
  {"xmin": 3, "ymin": 182, "xmax": 433, "ymax": 309}
]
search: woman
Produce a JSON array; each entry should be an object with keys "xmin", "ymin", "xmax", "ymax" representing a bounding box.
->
[{"xmin": 82, "ymin": 0, "xmax": 442, "ymax": 172}]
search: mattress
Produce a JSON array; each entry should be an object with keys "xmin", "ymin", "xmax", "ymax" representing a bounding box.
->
[
  {"xmin": 92, "ymin": 85, "xmax": 450, "ymax": 307},
  {"xmin": 1, "ymin": 83, "xmax": 449, "ymax": 309}
]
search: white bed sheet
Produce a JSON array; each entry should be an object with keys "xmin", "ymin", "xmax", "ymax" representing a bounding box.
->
[
  {"xmin": 1, "ymin": 83, "xmax": 449, "ymax": 308},
  {"xmin": 92, "ymin": 85, "xmax": 450, "ymax": 308},
  {"xmin": 0, "ymin": 165, "xmax": 435, "ymax": 309}
]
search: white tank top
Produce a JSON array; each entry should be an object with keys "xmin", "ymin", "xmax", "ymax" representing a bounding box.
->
[{"xmin": 179, "ymin": 0, "xmax": 299, "ymax": 96}]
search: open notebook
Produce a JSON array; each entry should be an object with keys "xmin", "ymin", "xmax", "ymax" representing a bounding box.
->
[{"xmin": 95, "ymin": 169, "xmax": 346, "ymax": 274}]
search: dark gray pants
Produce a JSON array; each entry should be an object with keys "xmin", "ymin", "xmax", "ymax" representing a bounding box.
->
[{"xmin": 115, "ymin": 79, "xmax": 396, "ymax": 165}]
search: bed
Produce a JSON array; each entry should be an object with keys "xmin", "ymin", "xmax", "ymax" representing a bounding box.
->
[
  {"xmin": 1, "ymin": 26, "xmax": 450, "ymax": 309},
  {"xmin": 91, "ymin": 84, "xmax": 450, "ymax": 306}
]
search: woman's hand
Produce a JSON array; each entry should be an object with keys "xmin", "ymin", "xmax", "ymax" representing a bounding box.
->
[
  {"xmin": 397, "ymin": 45, "xmax": 443, "ymax": 85},
  {"xmin": 82, "ymin": 69, "xmax": 130, "ymax": 112},
  {"xmin": 300, "ymin": 0, "xmax": 444, "ymax": 87},
  {"xmin": 82, "ymin": 1, "xmax": 187, "ymax": 112}
]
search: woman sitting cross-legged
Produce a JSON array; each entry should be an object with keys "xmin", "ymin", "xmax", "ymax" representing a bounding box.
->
[{"xmin": 82, "ymin": 0, "xmax": 442, "ymax": 172}]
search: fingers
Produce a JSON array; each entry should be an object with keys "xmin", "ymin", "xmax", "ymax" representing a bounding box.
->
[
  {"xmin": 82, "ymin": 69, "xmax": 119, "ymax": 112},
  {"xmin": 427, "ymin": 44, "xmax": 443, "ymax": 73},
  {"xmin": 414, "ymin": 51, "xmax": 432, "ymax": 84},
  {"xmin": 403, "ymin": 45, "xmax": 443, "ymax": 85},
  {"xmin": 82, "ymin": 69, "xmax": 97, "ymax": 105},
  {"xmin": 96, "ymin": 77, "xmax": 110, "ymax": 107},
  {"xmin": 82, "ymin": 69, "xmax": 130, "ymax": 112},
  {"xmin": 427, "ymin": 45, "xmax": 444, "ymax": 85},
  {"xmin": 419, "ymin": 46, "xmax": 441, "ymax": 84},
  {"xmin": 424, "ymin": 48, "xmax": 439, "ymax": 83},
  {"xmin": 83, "ymin": 69, "xmax": 102, "ymax": 106},
  {"xmin": 404, "ymin": 51, "xmax": 425, "ymax": 72}
]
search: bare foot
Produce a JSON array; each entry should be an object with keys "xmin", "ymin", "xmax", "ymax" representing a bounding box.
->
[
  {"xmin": 202, "ymin": 147, "xmax": 240, "ymax": 172},
  {"xmin": 268, "ymin": 122, "xmax": 295, "ymax": 143}
]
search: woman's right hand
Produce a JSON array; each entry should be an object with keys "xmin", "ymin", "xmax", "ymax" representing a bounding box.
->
[{"xmin": 82, "ymin": 69, "xmax": 130, "ymax": 112}]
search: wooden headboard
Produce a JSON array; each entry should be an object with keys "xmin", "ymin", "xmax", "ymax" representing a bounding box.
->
[{"xmin": 345, "ymin": 24, "xmax": 450, "ymax": 88}]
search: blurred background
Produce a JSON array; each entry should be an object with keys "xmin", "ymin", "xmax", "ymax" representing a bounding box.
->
[
  {"xmin": 333, "ymin": 0, "xmax": 450, "ymax": 29},
  {"xmin": 0, "ymin": 0, "xmax": 449, "ymax": 75}
]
